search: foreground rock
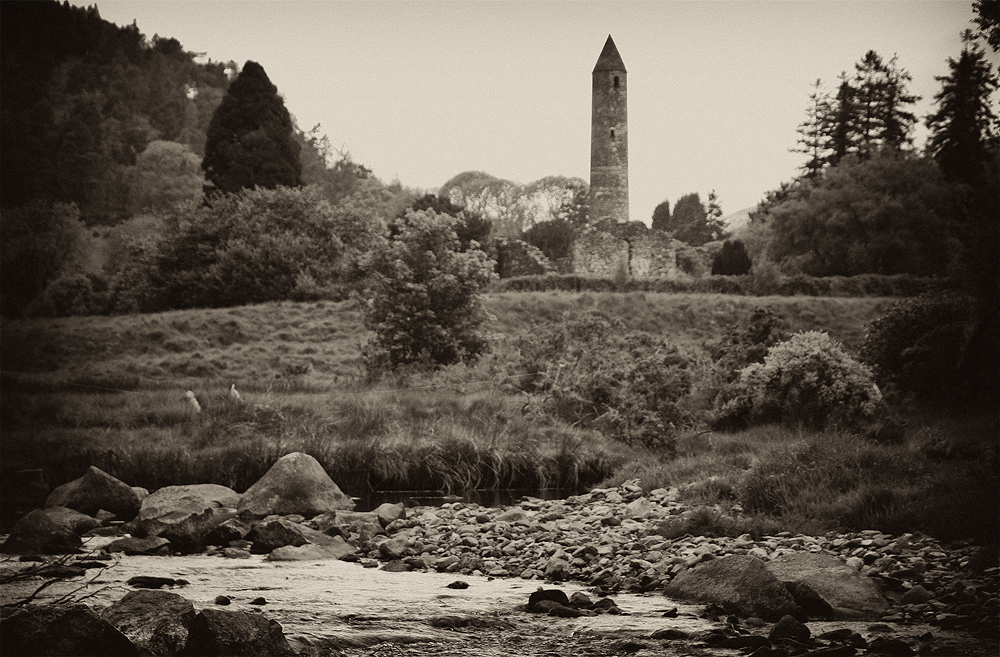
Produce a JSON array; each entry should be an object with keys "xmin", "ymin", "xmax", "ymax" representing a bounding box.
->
[
  {"xmin": 45, "ymin": 466, "xmax": 141, "ymax": 521},
  {"xmin": 1, "ymin": 507, "xmax": 84, "ymax": 553},
  {"xmin": 184, "ymin": 609, "xmax": 295, "ymax": 657},
  {"xmin": 102, "ymin": 590, "xmax": 195, "ymax": 656},
  {"xmin": 237, "ymin": 452, "xmax": 354, "ymax": 519},
  {"xmin": 663, "ymin": 555, "xmax": 799, "ymax": 621},
  {"xmin": 132, "ymin": 484, "xmax": 239, "ymax": 552},
  {"xmin": 767, "ymin": 551, "xmax": 888, "ymax": 619},
  {"xmin": 0, "ymin": 604, "xmax": 139, "ymax": 656}
]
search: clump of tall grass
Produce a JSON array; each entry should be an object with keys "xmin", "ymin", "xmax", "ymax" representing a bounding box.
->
[{"xmin": 601, "ymin": 418, "xmax": 999, "ymax": 544}]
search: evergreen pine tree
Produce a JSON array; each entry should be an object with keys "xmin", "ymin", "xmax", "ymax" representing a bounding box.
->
[
  {"xmin": 793, "ymin": 79, "xmax": 831, "ymax": 178},
  {"xmin": 704, "ymin": 190, "xmax": 727, "ymax": 242},
  {"xmin": 926, "ymin": 35, "xmax": 1000, "ymax": 187},
  {"xmin": 851, "ymin": 51, "xmax": 919, "ymax": 157},
  {"xmin": 824, "ymin": 74, "xmax": 860, "ymax": 166},
  {"xmin": 202, "ymin": 61, "xmax": 301, "ymax": 194}
]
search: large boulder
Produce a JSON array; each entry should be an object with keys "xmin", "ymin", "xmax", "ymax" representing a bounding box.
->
[
  {"xmin": 103, "ymin": 590, "xmax": 196, "ymax": 656},
  {"xmin": 134, "ymin": 484, "xmax": 240, "ymax": 552},
  {"xmin": 0, "ymin": 604, "xmax": 139, "ymax": 656},
  {"xmin": 237, "ymin": 452, "xmax": 354, "ymax": 519},
  {"xmin": 246, "ymin": 517, "xmax": 350, "ymax": 554},
  {"xmin": 43, "ymin": 505, "xmax": 102, "ymax": 535},
  {"xmin": 766, "ymin": 551, "xmax": 888, "ymax": 620},
  {"xmin": 1, "ymin": 507, "xmax": 83, "ymax": 553},
  {"xmin": 46, "ymin": 466, "xmax": 141, "ymax": 521},
  {"xmin": 663, "ymin": 555, "xmax": 799, "ymax": 621},
  {"xmin": 182, "ymin": 609, "xmax": 294, "ymax": 657}
]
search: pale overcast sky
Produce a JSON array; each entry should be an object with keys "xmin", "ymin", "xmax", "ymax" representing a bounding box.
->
[{"xmin": 83, "ymin": 0, "xmax": 994, "ymax": 223}]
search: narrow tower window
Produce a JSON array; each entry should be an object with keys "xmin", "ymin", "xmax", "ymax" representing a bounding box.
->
[
  {"xmin": 610, "ymin": 129, "xmax": 616, "ymax": 140},
  {"xmin": 613, "ymin": 76, "xmax": 620, "ymax": 89}
]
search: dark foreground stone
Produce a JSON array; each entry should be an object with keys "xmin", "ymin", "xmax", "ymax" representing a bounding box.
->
[
  {"xmin": 102, "ymin": 589, "xmax": 195, "ymax": 657},
  {"xmin": 0, "ymin": 604, "xmax": 139, "ymax": 656},
  {"xmin": 183, "ymin": 608, "xmax": 295, "ymax": 657}
]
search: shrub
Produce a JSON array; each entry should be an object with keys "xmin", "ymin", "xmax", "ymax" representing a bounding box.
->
[
  {"xmin": 30, "ymin": 273, "xmax": 109, "ymax": 317},
  {"xmin": 709, "ymin": 306, "xmax": 791, "ymax": 382},
  {"xmin": 361, "ymin": 209, "xmax": 497, "ymax": 372},
  {"xmin": 858, "ymin": 292, "xmax": 972, "ymax": 403},
  {"xmin": 513, "ymin": 311, "xmax": 693, "ymax": 452},
  {"xmin": 148, "ymin": 186, "xmax": 358, "ymax": 310},
  {"xmin": 717, "ymin": 331, "xmax": 883, "ymax": 430},
  {"xmin": 712, "ymin": 239, "xmax": 752, "ymax": 276},
  {"xmin": 0, "ymin": 201, "xmax": 87, "ymax": 317}
]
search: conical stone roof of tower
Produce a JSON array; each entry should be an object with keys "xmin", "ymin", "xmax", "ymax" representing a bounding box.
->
[{"xmin": 593, "ymin": 34, "xmax": 626, "ymax": 73}]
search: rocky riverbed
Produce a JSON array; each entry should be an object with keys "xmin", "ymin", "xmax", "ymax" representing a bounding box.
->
[{"xmin": 2, "ymin": 456, "xmax": 998, "ymax": 656}]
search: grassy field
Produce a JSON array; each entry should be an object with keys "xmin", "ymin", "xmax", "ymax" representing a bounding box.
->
[{"xmin": 2, "ymin": 292, "xmax": 996, "ymax": 546}]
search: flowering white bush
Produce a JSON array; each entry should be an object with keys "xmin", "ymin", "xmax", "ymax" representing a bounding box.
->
[{"xmin": 720, "ymin": 331, "xmax": 883, "ymax": 429}]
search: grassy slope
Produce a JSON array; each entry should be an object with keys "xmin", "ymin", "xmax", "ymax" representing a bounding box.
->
[{"xmin": 4, "ymin": 292, "xmax": 994, "ymax": 544}]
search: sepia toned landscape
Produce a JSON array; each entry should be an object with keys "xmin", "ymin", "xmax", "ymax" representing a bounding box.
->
[{"xmin": 2, "ymin": 1, "xmax": 998, "ymax": 656}]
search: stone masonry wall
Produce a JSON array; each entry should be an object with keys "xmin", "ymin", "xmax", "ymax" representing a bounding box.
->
[
  {"xmin": 571, "ymin": 222, "xmax": 678, "ymax": 279},
  {"xmin": 495, "ymin": 239, "xmax": 556, "ymax": 278}
]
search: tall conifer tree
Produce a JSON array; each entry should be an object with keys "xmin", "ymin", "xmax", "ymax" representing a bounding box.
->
[
  {"xmin": 202, "ymin": 61, "xmax": 301, "ymax": 194},
  {"xmin": 926, "ymin": 35, "xmax": 999, "ymax": 187}
]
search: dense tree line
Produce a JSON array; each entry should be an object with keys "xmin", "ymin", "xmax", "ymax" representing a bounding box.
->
[{"xmin": 0, "ymin": 0, "xmax": 233, "ymax": 221}]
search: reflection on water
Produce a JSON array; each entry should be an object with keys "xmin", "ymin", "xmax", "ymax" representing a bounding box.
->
[{"xmin": 353, "ymin": 488, "xmax": 578, "ymax": 512}]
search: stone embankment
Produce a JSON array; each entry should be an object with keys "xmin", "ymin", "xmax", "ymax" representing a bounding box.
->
[{"xmin": 2, "ymin": 452, "xmax": 998, "ymax": 656}]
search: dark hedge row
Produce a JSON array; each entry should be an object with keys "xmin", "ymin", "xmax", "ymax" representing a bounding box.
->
[{"xmin": 492, "ymin": 273, "xmax": 952, "ymax": 297}]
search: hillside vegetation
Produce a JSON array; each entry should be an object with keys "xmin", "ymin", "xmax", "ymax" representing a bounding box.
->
[{"xmin": 5, "ymin": 292, "xmax": 995, "ymax": 548}]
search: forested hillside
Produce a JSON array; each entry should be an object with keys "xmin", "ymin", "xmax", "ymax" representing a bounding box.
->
[{"xmin": 0, "ymin": 1, "xmax": 232, "ymax": 222}]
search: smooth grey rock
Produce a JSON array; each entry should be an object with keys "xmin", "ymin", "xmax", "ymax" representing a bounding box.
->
[
  {"xmin": 663, "ymin": 555, "xmax": 798, "ymax": 621},
  {"xmin": 135, "ymin": 484, "xmax": 239, "ymax": 552},
  {"xmin": 766, "ymin": 552, "xmax": 888, "ymax": 620},
  {"xmin": 238, "ymin": 452, "xmax": 354, "ymax": 519},
  {"xmin": 1, "ymin": 507, "xmax": 83, "ymax": 553},
  {"xmin": 46, "ymin": 466, "xmax": 140, "ymax": 521}
]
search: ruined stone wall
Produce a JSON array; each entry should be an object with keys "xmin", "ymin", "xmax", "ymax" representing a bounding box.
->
[
  {"xmin": 630, "ymin": 230, "xmax": 678, "ymax": 278},
  {"xmin": 495, "ymin": 239, "xmax": 556, "ymax": 278},
  {"xmin": 572, "ymin": 230, "xmax": 630, "ymax": 278},
  {"xmin": 570, "ymin": 222, "xmax": 679, "ymax": 279}
]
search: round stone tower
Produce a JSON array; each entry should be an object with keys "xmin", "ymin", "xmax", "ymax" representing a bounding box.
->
[{"xmin": 590, "ymin": 34, "xmax": 629, "ymax": 224}]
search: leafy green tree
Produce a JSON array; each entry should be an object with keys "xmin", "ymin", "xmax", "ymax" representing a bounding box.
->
[
  {"xmin": 361, "ymin": 210, "xmax": 497, "ymax": 371},
  {"xmin": 129, "ymin": 140, "xmax": 205, "ymax": 213},
  {"xmin": 650, "ymin": 199, "xmax": 671, "ymax": 231},
  {"xmin": 403, "ymin": 194, "xmax": 491, "ymax": 251},
  {"xmin": 202, "ymin": 61, "xmax": 301, "ymax": 194},
  {"xmin": 522, "ymin": 218, "xmax": 576, "ymax": 263},
  {"xmin": 0, "ymin": 201, "xmax": 87, "ymax": 317},
  {"xmin": 525, "ymin": 176, "xmax": 589, "ymax": 227},
  {"xmin": 765, "ymin": 153, "xmax": 962, "ymax": 276},
  {"xmin": 926, "ymin": 36, "xmax": 999, "ymax": 187}
]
